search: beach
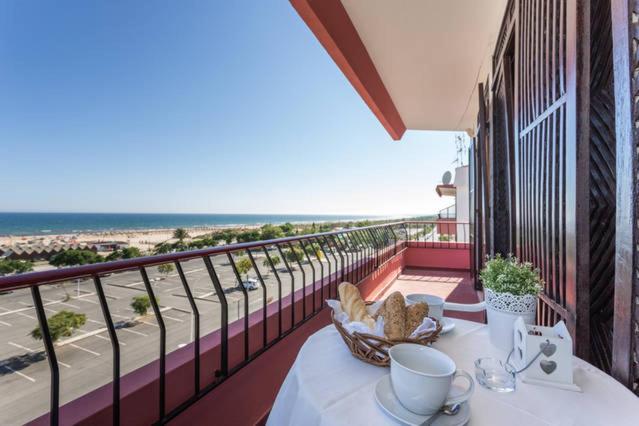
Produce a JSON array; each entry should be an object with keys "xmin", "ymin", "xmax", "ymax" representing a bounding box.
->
[{"xmin": 0, "ymin": 224, "xmax": 261, "ymax": 253}]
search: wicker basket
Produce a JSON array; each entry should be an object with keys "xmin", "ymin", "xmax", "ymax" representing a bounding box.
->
[{"xmin": 332, "ymin": 309, "xmax": 442, "ymax": 367}]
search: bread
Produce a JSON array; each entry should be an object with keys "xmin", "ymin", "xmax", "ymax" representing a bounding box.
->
[
  {"xmin": 382, "ymin": 292, "xmax": 406, "ymax": 340},
  {"xmin": 338, "ymin": 282, "xmax": 375, "ymax": 329},
  {"xmin": 405, "ymin": 302, "xmax": 429, "ymax": 336}
]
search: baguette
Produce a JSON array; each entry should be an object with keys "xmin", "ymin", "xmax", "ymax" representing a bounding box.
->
[{"xmin": 338, "ymin": 282, "xmax": 375, "ymax": 329}]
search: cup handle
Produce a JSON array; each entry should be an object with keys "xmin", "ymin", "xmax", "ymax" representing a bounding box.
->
[{"xmin": 444, "ymin": 369, "xmax": 474, "ymax": 406}]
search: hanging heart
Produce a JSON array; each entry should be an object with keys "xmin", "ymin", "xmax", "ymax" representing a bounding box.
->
[
  {"xmin": 540, "ymin": 342, "xmax": 557, "ymax": 357},
  {"xmin": 540, "ymin": 360, "xmax": 557, "ymax": 374}
]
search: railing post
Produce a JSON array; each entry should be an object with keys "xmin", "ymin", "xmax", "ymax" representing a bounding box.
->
[
  {"xmin": 318, "ymin": 237, "xmax": 334, "ymax": 299},
  {"xmin": 276, "ymin": 244, "xmax": 296, "ymax": 328},
  {"xmin": 331, "ymin": 235, "xmax": 346, "ymax": 283},
  {"xmin": 299, "ymin": 240, "xmax": 317, "ymax": 313},
  {"xmin": 139, "ymin": 266, "xmax": 166, "ymax": 421},
  {"xmin": 312, "ymin": 238, "xmax": 326, "ymax": 305},
  {"xmin": 227, "ymin": 253, "xmax": 250, "ymax": 361},
  {"xmin": 263, "ymin": 247, "xmax": 283, "ymax": 337},
  {"xmin": 367, "ymin": 229, "xmax": 380, "ymax": 268},
  {"xmin": 31, "ymin": 286, "xmax": 60, "ymax": 426},
  {"xmin": 287, "ymin": 242, "xmax": 306, "ymax": 319},
  {"xmin": 203, "ymin": 256, "xmax": 228, "ymax": 377},
  {"xmin": 93, "ymin": 276, "xmax": 121, "ymax": 426},
  {"xmin": 389, "ymin": 227, "xmax": 397, "ymax": 255},
  {"xmin": 343, "ymin": 233, "xmax": 359, "ymax": 283},
  {"xmin": 246, "ymin": 249, "xmax": 268, "ymax": 347}
]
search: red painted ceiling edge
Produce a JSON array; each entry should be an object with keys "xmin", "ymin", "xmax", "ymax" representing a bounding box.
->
[{"xmin": 290, "ymin": 0, "xmax": 406, "ymax": 140}]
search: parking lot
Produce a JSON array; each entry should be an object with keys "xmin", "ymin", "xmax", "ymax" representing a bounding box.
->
[{"xmin": 0, "ymin": 247, "xmax": 356, "ymax": 425}]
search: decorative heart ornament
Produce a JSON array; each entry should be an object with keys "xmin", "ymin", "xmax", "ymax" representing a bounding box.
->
[
  {"xmin": 540, "ymin": 342, "xmax": 557, "ymax": 357},
  {"xmin": 540, "ymin": 360, "xmax": 557, "ymax": 374}
]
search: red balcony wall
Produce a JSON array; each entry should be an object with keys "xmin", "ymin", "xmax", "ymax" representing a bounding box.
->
[
  {"xmin": 436, "ymin": 220, "xmax": 457, "ymax": 237},
  {"xmin": 404, "ymin": 243, "xmax": 470, "ymax": 270}
]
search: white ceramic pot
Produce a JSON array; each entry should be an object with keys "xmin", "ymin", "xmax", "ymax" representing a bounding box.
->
[{"xmin": 485, "ymin": 288, "xmax": 537, "ymax": 351}]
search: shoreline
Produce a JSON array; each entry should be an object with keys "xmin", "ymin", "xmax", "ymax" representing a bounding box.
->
[
  {"xmin": 0, "ymin": 217, "xmax": 403, "ymax": 252},
  {"xmin": 0, "ymin": 224, "xmax": 259, "ymax": 252},
  {"xmin": 0, "ymin": 217, "xmax": 393, "ymax": 239}
]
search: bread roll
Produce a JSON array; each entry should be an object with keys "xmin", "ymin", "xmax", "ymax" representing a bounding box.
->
[
  {"xmin": 382, "ymin": 291, "xmax": 406, "ymax": 340},
  {"xmin": 338, "ymin": 282, "xmax": 375, "ymax": 329},
  {"xmin": 405, "ymin": 302, "xmax": 429, "ymax": 336}
]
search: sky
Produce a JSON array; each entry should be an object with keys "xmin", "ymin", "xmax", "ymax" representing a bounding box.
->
[{"xmin": 0, "ymin": 1, "xmax": 464, "ymax": 217}]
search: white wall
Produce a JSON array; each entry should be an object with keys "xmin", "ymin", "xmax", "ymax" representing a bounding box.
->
[{"xmin": 454, "ymin": 166, "xmax": 469, "ymax": 242}]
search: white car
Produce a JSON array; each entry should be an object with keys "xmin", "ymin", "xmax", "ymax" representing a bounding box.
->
[{"xmin": 242, "ymin": 278, "xmax": 259, "ymax": 291}]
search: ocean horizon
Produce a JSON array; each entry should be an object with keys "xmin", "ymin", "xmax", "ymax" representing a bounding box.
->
[{"xmin": 0, "ymin": 212, "xmax": 397, "ymax": 236}]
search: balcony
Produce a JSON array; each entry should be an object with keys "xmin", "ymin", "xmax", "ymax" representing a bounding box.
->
[
  {"xmin": 4, "ymin": 0, "xmax": 639, "ymax": 422},
  {"xmin": 0, "ymin": 221, "xmax": 472, "ymax": 425}
]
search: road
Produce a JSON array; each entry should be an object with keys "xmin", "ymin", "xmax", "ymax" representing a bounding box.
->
[{"xmin": 0, "ymin": 247, "xmax": 365, "ymax": 425}]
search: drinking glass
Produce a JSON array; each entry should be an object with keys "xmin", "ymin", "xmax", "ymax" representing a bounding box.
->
[{"xmin": 474, "ymin": 357, "xmax": 516, "ymax": 392}]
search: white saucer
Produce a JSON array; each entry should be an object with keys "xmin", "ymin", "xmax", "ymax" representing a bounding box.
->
[
  {"xmin": 439, "ymin": 317, "xmax": 455, "ymax": 335},
  {"xmin": 374, "ymin": 375, "xmax": 470, "ymax": 426}
]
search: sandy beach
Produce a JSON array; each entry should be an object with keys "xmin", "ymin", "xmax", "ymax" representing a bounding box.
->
[{"xmin": 0, "ymin": 224, "xmax": 261, "ymax": 253}]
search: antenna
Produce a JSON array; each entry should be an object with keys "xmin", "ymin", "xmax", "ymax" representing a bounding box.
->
[{"xmin": 454, "ymin": 134, "xmax": 469, "ymax": 166}]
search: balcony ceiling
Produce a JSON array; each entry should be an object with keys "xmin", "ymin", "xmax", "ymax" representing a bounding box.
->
[{"xmin": 291, "ymin": 0, "xmax": 508, "ymax": 139}]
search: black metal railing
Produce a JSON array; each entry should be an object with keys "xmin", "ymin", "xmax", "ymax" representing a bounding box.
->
[
  {"xmin": 404, "ymin": 220, "xmax": 469, "ymax": 246},
  {"xmin": 437, "ymin": 204, "xmax": 456, "ymax": 219},
  {"xmin": 0, "ymin": 221, "xmax": 416, "ymax": 426}
]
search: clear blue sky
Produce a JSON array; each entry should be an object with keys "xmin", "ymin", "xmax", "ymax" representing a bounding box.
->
[{"xmin": 0, "ymin": 1, "xmax": 462, "ymax": 216}]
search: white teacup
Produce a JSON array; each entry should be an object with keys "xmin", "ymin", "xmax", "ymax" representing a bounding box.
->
[
  {"xmin": 389, "ymin": 343, "xmax": 474, "ymax": 415},
  {"xmin": 406, "ymin": 294, "xmax": 444, "ymax": 320}
]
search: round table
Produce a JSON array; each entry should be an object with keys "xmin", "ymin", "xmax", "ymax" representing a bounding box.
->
[{"xmin": 267, "ymin": 318, "xmax": 639, "ymax": 425}]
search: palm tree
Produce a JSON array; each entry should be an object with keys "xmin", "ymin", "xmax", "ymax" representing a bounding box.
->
[{"xmin": 173, "ymin": 228, "xmax": 190, "ymax": 242}]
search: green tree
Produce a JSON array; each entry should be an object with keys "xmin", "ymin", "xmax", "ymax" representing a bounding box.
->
[
  {"xmin": 262, "ymin": 255, "xmax": 281, "ymax": 270},
  {"xmin": 215, "ymin": 230, "xmax": 237, "ymax": 245},
  {"xmin": 173, "ymin": 228, "xmax": 190, "ymax": 242},
  {"xmin": 318, "ymin": 223, "xmax": 333, "ymax": 232},
  {"xmin": 31, "ymin": 310, "xmax": 87, "ymax": 342},
  {"xmin": 235, "ymin": 257, "xmax": 253, "ymax": 280},
  {"xmin": 188, "ymin": 236, "xmax": 220, "ymax": 249},
  {"xmin": 279, "ymin": 222, "xmax": 295, "ymax": 236},
  {"xmin": 236, "ymin": 230, "xmax": 261, "ymax": 243},
  {"xmin": 49, "ymin": 249, "xmax": 103, "ymax": 267},
  {"xmin": 157, "ymin": 263, "xmax": 174, "ymax": 277},
  {"xmin": 131, "ymin": 295, "xmax": 156, "ymax": 316},
  {"xmin": 0, "ymin": 259, "xmax": 34, "ymax": 275},
  {"xmin": 106, "ymin": 247, "xmax": 142, "ymax": 261},
  {"xmin": 153, "ymin": 242, "xmax": 173, "ymax": 255},
  {"xmin": 260, "ymin": 224, "xmax": 284, "ymax": 240},
  {"xmin": 285, "ymin": 247, "xmax": 304, "ymax": 264},
  {"xmin": 307, "ymin": 243, "xmax": 324, "ymax": 260}
]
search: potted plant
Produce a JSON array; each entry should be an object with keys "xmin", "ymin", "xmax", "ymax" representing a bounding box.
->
[{"xmin": 480, "ymin": 255, "xmax": 543, "ymax": 351}]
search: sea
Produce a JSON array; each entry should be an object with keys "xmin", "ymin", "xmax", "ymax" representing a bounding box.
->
[{"xmin": 0, "ymin": 212, "xmax": 388, "ymax": 236}]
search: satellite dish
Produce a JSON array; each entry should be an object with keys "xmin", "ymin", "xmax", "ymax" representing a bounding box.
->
[{"xmin": 442, "ymin": 171, "xmax": 452, "ymax": 185}]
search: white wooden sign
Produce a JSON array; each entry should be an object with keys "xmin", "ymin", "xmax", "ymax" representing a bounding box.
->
[{"xmin": 512, "ymin": 317, "xmax": 581, "ymax": 391}]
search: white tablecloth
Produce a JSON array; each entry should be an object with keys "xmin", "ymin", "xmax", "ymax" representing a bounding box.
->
[{"xmin": 267, "ymin": 319, "xmax": 639, "ymax": 426}]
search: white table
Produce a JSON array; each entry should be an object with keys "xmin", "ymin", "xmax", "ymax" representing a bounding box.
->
[{"xmin": 267, "ymin": 319, "xmax": 639, "ymax": 426}]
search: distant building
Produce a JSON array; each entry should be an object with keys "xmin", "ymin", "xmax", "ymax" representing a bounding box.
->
[
  {"xmin": 435, "ymin": 165, "xmax": 469, "ymax": 242},
  {"xmin": 85, "ymin": 241, "xmax": 128, "ymax": 252},
  {"xmin": 0, "ymin": 242, "xmax": 111, "ymax": 261}
]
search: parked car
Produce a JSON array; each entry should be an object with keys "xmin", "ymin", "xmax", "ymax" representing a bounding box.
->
[{"xmin": 242, "ymin": 278, "xmax": 259, "ymax": 291}]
